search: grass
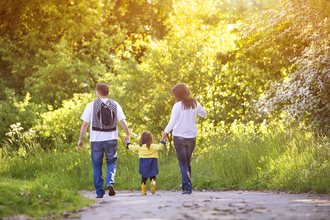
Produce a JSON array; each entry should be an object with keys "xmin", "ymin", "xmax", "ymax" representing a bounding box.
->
[
  {"xmin": 0, "ymin": 177, "xmax": 93, "ymax": 218},
  {"xmin": 0, "ymin": 122, "xmax": 329, "ymax": 218},
  {"xmin": 191, "ymin": 122, "xmax": 330, "ymax": 193}
]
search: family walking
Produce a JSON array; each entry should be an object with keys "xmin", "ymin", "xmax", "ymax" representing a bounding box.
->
[{"xmin": 77, "ymin": 83, "xmax": 207, "ymax": 198}]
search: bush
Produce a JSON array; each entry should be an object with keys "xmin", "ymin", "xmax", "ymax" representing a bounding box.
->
[
  {"xmin": 34, "ymin": 93, "xmax": 94, "ymax": 149},
  {"xmin": 0, "ymin": 86, "xmax": 45, "ymax": 142}
]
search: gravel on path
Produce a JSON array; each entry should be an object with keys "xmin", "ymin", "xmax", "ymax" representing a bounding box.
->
[{"xmin": 61, "ymin": 190, "xmax": 330, "ymax": 220}]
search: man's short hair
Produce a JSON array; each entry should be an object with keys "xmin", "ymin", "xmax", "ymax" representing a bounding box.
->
[{"xmin": 96, "ymin": 83, "xmax": 109, "ymax": 96}]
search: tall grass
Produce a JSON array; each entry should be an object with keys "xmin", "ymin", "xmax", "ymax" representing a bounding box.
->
[
  {"xmin": 0, "ymin": 122, "xmax": 329, "ymax": 218},
  {"xmin": 192, "ymin": 122, "xmax": 330, "ymax": 193}
]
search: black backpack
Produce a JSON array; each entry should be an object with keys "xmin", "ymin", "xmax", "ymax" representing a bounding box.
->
[{"xmin": 98, "ymin": 102, "xmax": 116, "ymax": 128}]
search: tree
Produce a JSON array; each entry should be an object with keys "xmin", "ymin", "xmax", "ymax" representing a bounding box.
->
[
  {"xmin": 104, "ymin": 0, "xmax": 246, "ymax": 145},
  {"xmin": 239, "ymin": 0, "xmax": 330, "ymax": 131},
  {"xmin": 0, "ymin": 0, "xmax": 171, "ymax": 108}
]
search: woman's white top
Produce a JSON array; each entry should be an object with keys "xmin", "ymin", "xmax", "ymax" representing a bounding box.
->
[{"xmin": 164, "ymin": 101, "xmax": 207, "ymax": 138}]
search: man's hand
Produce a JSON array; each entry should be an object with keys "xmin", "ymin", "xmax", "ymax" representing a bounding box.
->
[
  {"xmin": 78, "ymin": 121, "xmax": 89, "ymax": 151},
  {"xmin": 162, "ymin": 131, "xmax": 167, "ymax": 142},
  {"xmin": 120, "ymin": 119, "xmax": 130, "ymax": 144},
  {"xmin": 124, "ymin": 135, "xmax": 130, "ymax": 144},
  {"xmin": 77, "ymin": 139, "xmax": 83, "ymax": 151}
]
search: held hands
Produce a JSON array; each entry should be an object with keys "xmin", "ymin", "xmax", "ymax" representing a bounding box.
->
[
  {"xmin": 125, "ymin": 139, "xmax": 166, "ymax": 149},
  {"xmin": 162, "ymin": 131, "xmax": 167, "ymax": 142},
  {"xmin": 124, "ymin": 135, "xmax": 130, "ymax": 144}
]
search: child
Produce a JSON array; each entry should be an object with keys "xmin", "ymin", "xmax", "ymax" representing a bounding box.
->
[{"xmin": 126, "ymin": 131, "xmax": 166, "ymax": 195}]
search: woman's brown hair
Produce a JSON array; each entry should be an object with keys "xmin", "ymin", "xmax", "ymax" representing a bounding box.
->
[
  {"xmin": 171, "ymin": 83, "xmax": 197, "ymax": 110},
  {"xmin": 139, "ymin": 131, "xmax": 154, "ymax": 149}
]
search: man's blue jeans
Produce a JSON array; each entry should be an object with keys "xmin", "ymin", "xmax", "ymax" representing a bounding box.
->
[
  {"xmin": 173, "ymin": 136, "xmax": 196, "ymax": 192},
  {"xmin": 91, "ymin": 140, "xmax": 117, "ymax": 197}
]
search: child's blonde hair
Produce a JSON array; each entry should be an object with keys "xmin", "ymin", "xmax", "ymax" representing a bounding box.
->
[{"xmin": 139, "ymin": 131, "xmax": 154, "ymax": 149}]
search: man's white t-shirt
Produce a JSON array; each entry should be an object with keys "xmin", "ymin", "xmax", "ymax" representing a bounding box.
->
[
  {"xmin": 80, "ymin": 99, "xmax": 126, "ymax": 142},
  {"xmin": 164, "ymin": 101, "xmax": 207, "ymax": 138}
]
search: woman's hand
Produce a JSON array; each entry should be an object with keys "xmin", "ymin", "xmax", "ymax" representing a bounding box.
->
[{"xmin": 162, "ymin": 131, "xmax": 168, "ymax": 142}]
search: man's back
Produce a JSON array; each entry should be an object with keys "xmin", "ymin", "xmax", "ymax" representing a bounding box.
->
[{"xmin": 80, "ymin": 99, "xmax": 125, "ymax": 142}]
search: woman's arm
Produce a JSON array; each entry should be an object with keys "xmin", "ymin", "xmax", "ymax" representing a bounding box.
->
[
  {"xmin": 163, "ymin": 103, "xmax": 179, "ymax": 135},
  {"xmin": 197, "ymin": 102, "xmax": 207, "ymax": 117}
]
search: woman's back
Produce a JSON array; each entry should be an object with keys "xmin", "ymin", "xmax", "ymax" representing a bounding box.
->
[{"xmin": 165, "ymin": 101, "xmax": 206, "ymax": 138}]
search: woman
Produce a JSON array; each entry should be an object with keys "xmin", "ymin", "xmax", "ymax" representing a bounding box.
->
[{"xmin": 162, "ymin": 83, "xmax": 207, "ymax": 194}]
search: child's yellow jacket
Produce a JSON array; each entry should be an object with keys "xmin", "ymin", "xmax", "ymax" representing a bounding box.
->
[{"xmin": 128, "ymin": 143, "xmax": 165, "ymax": 158}]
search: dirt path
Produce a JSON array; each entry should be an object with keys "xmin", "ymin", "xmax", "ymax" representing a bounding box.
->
[{"xmin": 64, "ymin": 190, "xmax": 330, "ymax": 220}]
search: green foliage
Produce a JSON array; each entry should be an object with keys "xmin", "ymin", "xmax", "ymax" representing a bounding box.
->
[
  {"xmin": 1, "ymin": 0, "xmax": 329, "ymax": 142},
  {"xmin": 0, "ymin": 0, "xmax": 172, "ymax": 108},
  {"xmin": 35, "ymin": 93, "xmax": 94, "ymax": 147},
  {"xmin": 104, "ymin": 0, "xmax": 279, "ymax": 137},
  {"xmin": 0, "ymin": 85, "xmax": 45, "ymax": 142},
  {"xmin": 243, "ymin": 129, "xmax": 330, "ymax": 193},
  {"xmin": 103, "ymin": 0, "xmax": 240, "ymax": 142},
  {"xmin": 2, "ymin": 0, "xmax": 329, "ymax": 143},
  {"xmin": 1, "ymin": 118, "xmax": 329, "ymax": 218},
  {"xmin": 2, "ymin": 123, "xmax": 38, "ymax": 155},
  {"xmin": 234, "ymin": 0, "xmax": 330, "ymax": 131},
  {"xmin": 0, "ymin": 177, "xmax": 94, "ymax": 218},
  {"xmin": 2, "ymin": 120, "xmax": 329, "ymax": 193},
  {"xmin": 192, "ymin": 122, "xmax": 330, "ymax": 193},
  {"xmin": 1, "ymin": 0, "xmax": 330, "ymax": 217}
]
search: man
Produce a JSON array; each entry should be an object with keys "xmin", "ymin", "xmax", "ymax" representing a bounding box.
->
[{"xmin": 78, "ymin": 83, "xmax": 130, "ymax": 198}]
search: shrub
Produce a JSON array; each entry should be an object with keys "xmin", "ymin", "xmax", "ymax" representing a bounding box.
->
[
  {"xmin": 34, "ymin": 93, "xmax": 94, "ymax": 149},
  {"xmin": 0, "ymin": 87, "xmax": 45, "ymax": 142}
]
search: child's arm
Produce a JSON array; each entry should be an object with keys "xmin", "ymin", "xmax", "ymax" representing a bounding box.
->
[
  {"xmin": 126, "ymin": 143, "xmax": 140, "ymax": 151},
  {"xmin": 150, "ymin": 140, "xmax": 166, "ymax": 150}
]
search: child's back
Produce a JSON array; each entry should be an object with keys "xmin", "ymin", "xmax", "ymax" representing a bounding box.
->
[{"xmin": 128, "ymin": 143, "xmax": 164, "ymax": 158}]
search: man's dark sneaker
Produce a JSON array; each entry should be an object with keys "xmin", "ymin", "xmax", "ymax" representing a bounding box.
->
[
  {"xmin": 96, "ymin": 195, "xmax": 104, "ymax": 198},
  {"xmin": 108, "ymin": 185, "xmax": 116, "ymax": 196},
  {"xmin": 182, "ymin": 190, "xmax": 192, "ymax": 195}
]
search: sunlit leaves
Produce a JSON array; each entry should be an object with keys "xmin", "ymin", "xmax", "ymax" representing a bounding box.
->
[
  {"xmin": 0, "ymin": 0, "xmax": 171, "ymax": 108},
  {"xmin": 258, "ymin": 0, "xmax": 330, "ymax": 131}
]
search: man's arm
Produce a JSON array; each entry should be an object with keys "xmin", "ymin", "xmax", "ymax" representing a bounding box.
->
[
  {"xmin": 77, "ymin": 121, "xmax": 89, "ymax": 151},
  {"xmin": 119, "ymin": 119, "xmax": 130, "ymax": 144}
]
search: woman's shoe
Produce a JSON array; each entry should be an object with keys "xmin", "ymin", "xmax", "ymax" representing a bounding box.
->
[
  {"xmin": 150, "ymin": 180, "xmax": 156, "ymax": 194},
  {"xmin": 141, "ymin": 183, "xmax": 147, "ymax": 195}
]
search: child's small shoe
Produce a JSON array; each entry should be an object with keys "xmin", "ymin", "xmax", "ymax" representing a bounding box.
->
[
  {"xmin": 141, "ymin": 183, "xmax": 147, "ymax": 195},
  {"xmin": 150, "ymin": 179, "xmax": 156, "ymax": 194}
]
